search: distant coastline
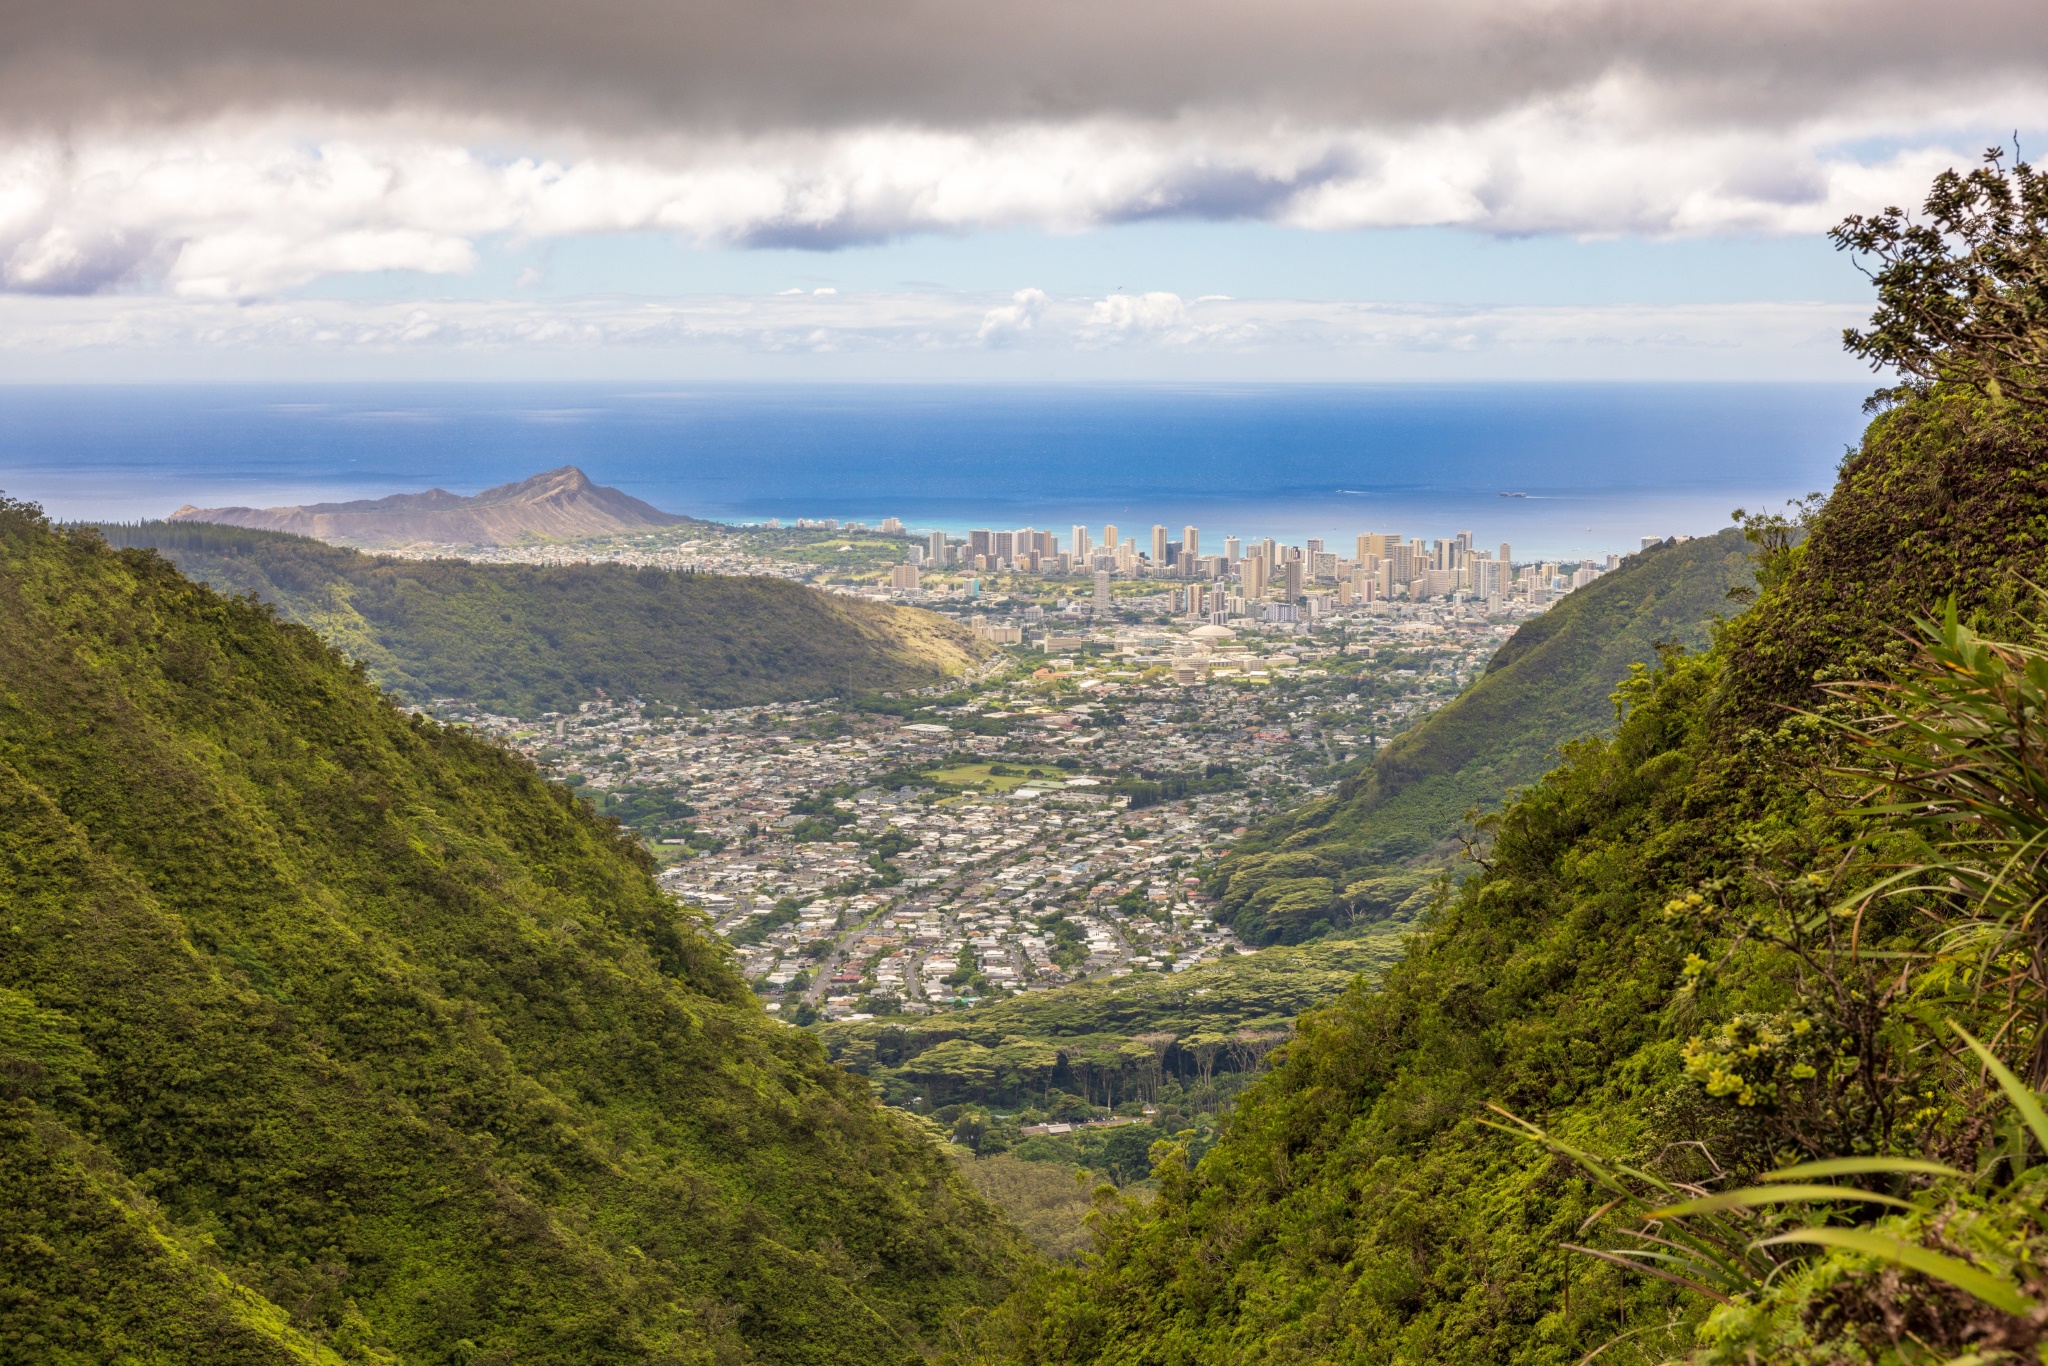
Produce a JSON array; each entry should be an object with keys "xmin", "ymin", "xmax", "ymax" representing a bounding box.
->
[{"xmin": 0, "ymin": 381, "xmax": 1865, "ymax": 560}]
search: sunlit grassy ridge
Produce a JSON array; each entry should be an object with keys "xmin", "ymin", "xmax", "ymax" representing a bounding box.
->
[
  {"xmin": 0, "ymin": 506, "xmax": 1021, "ymax": 1364},
  {"xmin": 91, "ymin": 520, "xmax": 985, "ymax": 718}
]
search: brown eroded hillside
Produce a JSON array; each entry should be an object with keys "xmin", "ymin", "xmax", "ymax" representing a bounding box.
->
[{"xmin": 169, "ymin": 465, "xmax": 696, "ymax": 546}]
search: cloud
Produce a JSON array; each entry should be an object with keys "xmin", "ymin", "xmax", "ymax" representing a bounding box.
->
[
  {"xmin": 978, "ymin": 287, "xmax": 1048, "ymax": 345},
  {"xmin": 0, "ymin": 101, "xmax": 2031, "ymax": 297},
  {"xmin": 1084, "ymin": 291, "xmax": 1258, "ymax": 347},
  {"xmin": 6, "ymin": 0, "xmax": 2047, "ymax": 135},
  {"xmin": 0, "ymin": 287, "xmax": 1867, "ymax": 368},
  {"xmin": 0, "ymin": 0, "xmax": 2036, "ymax": 314}
]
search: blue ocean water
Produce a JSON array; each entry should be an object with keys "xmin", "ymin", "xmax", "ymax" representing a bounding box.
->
[{"xmin": 0, "ymin": 382, "xmax": 1870, "ymax": 559}]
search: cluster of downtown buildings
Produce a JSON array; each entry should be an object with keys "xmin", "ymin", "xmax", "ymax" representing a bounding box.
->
[{"xmin": 884, "ymin": 521, "xmax": 1628, "ymax": 620}]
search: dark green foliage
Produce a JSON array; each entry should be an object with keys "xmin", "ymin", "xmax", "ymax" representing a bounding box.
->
[
  {"xmin": 1110, "ymin": 766, "xmax": 1240, "ymax": 811},
  {"xmin": 963, "ymin": 381, "xmax": 2048, "ymax": 1366},
  {"xmin": 729, "ymin": 897, "xmax": 806, "ymax": 949},
  {"xmin": 1215, "ymin": 529, "xmax": 1754, "ymax": 945},
  {"xmin": 89, "ymin": 521, "xmax": 982, "ymax": 717},
  {"xmin": 1834, "ymin": 147, "xmax": 2048, "ymax": 409},
  {"xmin": 1718, "ymin": 389, "xmax": 2048, "ymax": 726},
  {"xmin": 0, "ymin": 506, "xmax": 1021, "ymax": 1364}
]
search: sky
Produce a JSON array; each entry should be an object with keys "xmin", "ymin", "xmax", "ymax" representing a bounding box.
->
[{"xmin": 2, "ymin": 0, "xmax": 2044, "ymax": 381}]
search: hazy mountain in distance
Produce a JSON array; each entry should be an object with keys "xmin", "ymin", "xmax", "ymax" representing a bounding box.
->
[{"xmin": 168, "ymin": 465, "xmax": 697, "ymax": 546}]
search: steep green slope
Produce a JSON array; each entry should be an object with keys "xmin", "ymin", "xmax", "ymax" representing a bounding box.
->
[
  {"xmin": 1215, "ymin": 528, "xmax": 1754, "ymax": 944},
  {"xmin": 0, "ymin": 504, "xmax": 1020, "ymax": 1365},
  {"xmin": 969, "ymin": 386, "xmax": 2048, "ymax": 1363},
  {"xmin": 90, "ymin": 521, "xmax": 983, "ymax": 717}
]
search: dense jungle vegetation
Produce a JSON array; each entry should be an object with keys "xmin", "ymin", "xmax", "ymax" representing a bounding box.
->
[
  {"xmin": 0, "ymin": 507, "xmax": 1021, "ymax": 1365},
  {"xmin": 1212, "ymin": 527, "xmax": 1755, "ymax": 946},
  {"xmin": 966, "ymin": 152, "xmax": 2048, "ymax": 1365},
  {"xmin": 821, "ymin": 931, "xmax": 1408, "ymax": 1116},
  {"xmin": 90, "ymin": 521, "xmax": 983, "ymax": 716}
]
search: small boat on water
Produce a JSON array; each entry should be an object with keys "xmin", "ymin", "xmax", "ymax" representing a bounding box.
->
[{"xmin": 1499, "ymin": 491, "xmax": 1528, "ymax": 498}]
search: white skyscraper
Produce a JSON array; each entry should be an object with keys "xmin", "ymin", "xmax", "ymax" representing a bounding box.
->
[
  {"xmin": 1071, "ymin": 525, "xmax": 1091, "ymax": 559},
  {"xmin": 928, "ymin": 530, "xmax": 947, "ymax": 565},
  {"xmin": 1151, "ymin": 525, "xmax": 1168, "ymax": 566},
  {"xmin": 1182, "ymin": 526, "xmax": 1200, "ymax": 566},
  {"xmin": 1224, "ymin": 535, "xmax": 1242, "ymax": 563},
  {"xmin": 1094, "ymin": 570, "xmax": 1111, "ymax": 610}
]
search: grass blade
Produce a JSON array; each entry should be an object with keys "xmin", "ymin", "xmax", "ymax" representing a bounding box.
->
[
  {"xmin": 1757, "ymin": 1228, "xmax": 2033, "ymax": 1316},
  {"xmin": 1762, "ymin": 1158, "xmax": 1965, "ymax": 1183},
  {"xmin": 1949, "ymin": 1021, "xmax": 2048, "ymax": 1158},
  {"xmin": 1650, "ymin": 1185, "xmax": 1915, "ymax": 1219}
]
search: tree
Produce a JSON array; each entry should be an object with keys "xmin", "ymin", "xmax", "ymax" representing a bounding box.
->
[{"xmin": 1833, "ymin": 147, "xmax": 2048, "ymax": 410}]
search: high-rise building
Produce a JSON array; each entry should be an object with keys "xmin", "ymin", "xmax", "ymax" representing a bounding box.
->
[
  {"xmin": 1242, "ymin": 556, "xmax": 1268, "ymax": 597},
  {"xmin": 1390, "ymin": 541, "xmax": 1415, "ymax": 586},
  {"xmin": 1499, "ymin": 542, "xmax": 1511, "ymax": 567},
  {"xmin": 928, "ymin": 530, "xmax": 948, "ymax": 565},
  {"xmin": 880, "ymin": 517, "xmax": 904, "ymax": 534},
  {"xmin": 1151, "ymin": 525, "xmax": 1168, "ymax": 567},
  {"xmin": 1094, "ymin": 570, "xmax": 1110, "ymax": 610},
  {"xmin": 1471, "ymin": 554, "xmax": 1508, "ymax": 598},
  {"xmin": 1357, "ymin": 533, "xmax": 1399, "ymax": 562},
  {"xmin": 906, "ymin": 545, "xmax": 923, "ymax": 566},
  {"xmin": 1223, "ymin": 535, "xmax": 1242, "ymax": 563},
  {"xmin": 1183, "ymin": 526, "xmax": 1200, "ymax": 566},
  {"xmin": 1284, "ymin": 560, "xmax": 1304, "ymax": 600},
  {"xmin": 1455, "ymin": 530, "xmax": 1473, "ymax": 554},
  {"xmin": 1071, "ymin": 525, "xmax": 1091, "ymax": 558},
  {"xmin": 1311, "ymin": 551, "xmax": 1338, "ymax": 582},
  {"xmin": 890, "ymin": 564, "xmax": 920, "ymax": 590},
  {"xmin": 992, "ymin": 530, "xmax": 1016, "ymax": 565},
  {"xmin": 969, "ymin": 529, "xmax": 993, "ymax": 562},
  {"xmin": 1103, "ymin": 524, "xmax": 1119, "ymax": 550},
  {"xmin": 1305, "ymin": 538, "xmax": 1324, "ymax": 555}
]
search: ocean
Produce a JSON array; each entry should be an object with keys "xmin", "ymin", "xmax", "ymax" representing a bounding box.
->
[{"xmin": 0, "ymin": 382, "xmax": 1870, "ymax": 560}]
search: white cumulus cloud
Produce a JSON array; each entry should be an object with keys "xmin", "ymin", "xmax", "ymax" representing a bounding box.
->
[
  {"xmin": 0, "ymin": 89, "xmax": 2038, "ymax": 298},
  {"xmin": 978, "ymin": 287, "xmax": 1048, "ymax": 345}
]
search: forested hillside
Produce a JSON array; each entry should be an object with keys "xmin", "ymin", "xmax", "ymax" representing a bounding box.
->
[
  {"xmin": 822, "ymin": 930, "xmax": 1410, "ymax": 1112},
  {"xmin": 1214, "ymin": 527, "xmax": 1753, "ymax": 944},
  {"xmin": 973, "ymin": 155, "xmax": 2048, "ymax": 1365},
  {"xmin": 91, "ymin": 521, "xmax": 982, "ymax": 717},
  {"xmin": 0, "ymin": 504, "xmax": 1020, "ymax": 1364}
]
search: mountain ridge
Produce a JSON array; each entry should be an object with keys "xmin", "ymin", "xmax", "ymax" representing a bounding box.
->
[
  {"xmin": 0, "ymin": 497, "xmax": 1023, "ymax": 1362},
  {"xmin": 169, "ymin": 465, "xmax": 697, "ymax": 546},
  {"xmin": 92, "ymin": 520, "xmax": 984, "ymax": 716}
]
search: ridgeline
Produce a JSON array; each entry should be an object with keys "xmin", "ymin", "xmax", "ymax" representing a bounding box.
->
[
  {"xmin": 0, "ymin": 503, "xmax": 1020, "ymax": 1363},
  {"xmin": 91, "ymin": 520, "xmax": 983, "ymax": 717},
  {"xmin": 168, "ymin": 465, "xmax": 699, "ymax": 546},
  {"xmin": 966, "ymin": 157, "xmax": 2048, "ymax": 1366},
  {"xmin": 1214, "ymin": 527, "xmax": 1754, "ymax": 945}
]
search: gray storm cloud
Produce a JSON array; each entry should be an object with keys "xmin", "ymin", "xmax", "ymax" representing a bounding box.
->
[
  {"xmin": 2, "ymin": 0, "xmax": 2044, "ymax": 302},
  {"xmin": 2, "ymin": 0, "xmax": 2044, "ymax": 131}
]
